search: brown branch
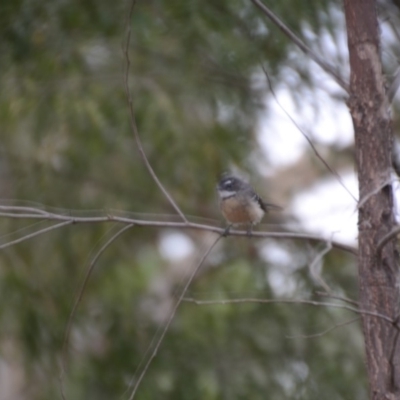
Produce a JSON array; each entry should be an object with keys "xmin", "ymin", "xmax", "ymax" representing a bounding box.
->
[
  {"xmin": 123, "ymin": 0, "xmax": 187, "ymax": 222},
  {"xmin": 127, "ymin": 235, "xmax": 222, "ymax": 399},
  {"xmin": 344, "ymin": 0, "xmax": 399, "ymax": 393},
  {"xmin": 250, "ymin": 0, "xmax": 349, "ymax": 91},
  {"xmin": 0, "ymin": 205, "xmax": 357, "ymax": 255}
]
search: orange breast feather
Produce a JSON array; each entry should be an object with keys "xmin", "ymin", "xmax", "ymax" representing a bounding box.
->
[{"xmin": 221, "ymin": 197, "xmax": 253, "ymax": 224}]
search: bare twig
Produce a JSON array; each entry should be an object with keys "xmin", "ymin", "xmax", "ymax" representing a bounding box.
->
[
  {"xmin": 309, "ymin": 242, "xmax": 333, "ymax": 293},
  {"xmin": 128, "ymin": 235, "xmax": 222, "ymax": 399},
  {"xmin": 123, "ymin": 0, "xmax": 187, "ymax": 222},
  {"xmin": 0, "ymin": 204, "xmax": 50, "ymax": 215},
  {"xmin": 376, "ymin": 225, "xmax": 400, "ymax": 254},
  {"xmin": 60, "ymin": 224, "xmax": 134, "ymax": 399},
  {"xmin": 357, "ymin": 177, "xmax": 398, "ymax": 254},
  {"xmin": 315, "ymin": 291, "xmax": 359, "ymax": 307},
  {"xmin": 285, "ymin": 317, "xmax": 360, "ymax": 339},
  {"xmin": 0, "ymin": 205, "xmax": 357, "ymax": 255},
  {"xmin": 261, "ymin": 64, "xmax": 357, "ymax": 203},
  {"xmin": 389, "ymin": 314, "xmax": 400, "ymax": 387},
  {"xmin": 387, "ymin": 18, "xmax": 400, "ymax": 44},
  {"xmin": 250, "ymin": 0, "xmax": 348, "ymax": 91},
  {"xmin": 357, "ymin": 177, "xmax": 392, "ymax": 210},
  {"xmin": 0, "ymin": 220, "xmax": 73, "ymax": 249},
  {"xmin": 388, "ymin": 66, "xmax": 400, "ymax": 103},
  {"xmin": 184, "ymin": 297, "xmax": 395, "ymax": 324}
]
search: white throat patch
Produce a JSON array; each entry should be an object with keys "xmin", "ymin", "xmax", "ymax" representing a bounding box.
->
[{"xmin": 218, "ymin": 190, "xmax": 235, "ymax": 199}]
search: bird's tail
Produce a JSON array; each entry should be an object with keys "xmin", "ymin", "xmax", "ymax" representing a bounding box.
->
[{"xmin": 262, "ymin": 202, "xmax": 283, "ymax": 211}]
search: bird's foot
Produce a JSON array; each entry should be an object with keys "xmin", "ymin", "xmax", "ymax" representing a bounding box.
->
[
  {"xmin": 246, "ymin": 225, "xmax": 253, "ymax": 237},
  {"xmin": 222, "ymin": 224, "xmax": 232, "ymax": 237}
]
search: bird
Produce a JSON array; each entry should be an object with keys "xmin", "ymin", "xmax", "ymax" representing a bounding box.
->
[{"xmin": 216, "ymin": 174, "xmax": 281, "ymax": 236}]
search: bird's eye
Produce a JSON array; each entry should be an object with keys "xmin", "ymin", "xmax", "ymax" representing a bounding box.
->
[{"xmin": 224, "ymin": 179, "xmax": 232, "ymax": 188}]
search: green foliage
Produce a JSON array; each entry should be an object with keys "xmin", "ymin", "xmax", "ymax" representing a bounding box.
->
[{"xmin": 0, "ymin": 0, "xmax": 367, "ymax": 399}]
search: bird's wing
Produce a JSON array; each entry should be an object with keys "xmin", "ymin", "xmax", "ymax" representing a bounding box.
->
[
  {"xmin": 245, "ymin": 185, "xmax": 282, "ymax": 212},
  {"xmin": 262, "ymin": 201, "xmax": 283, "ymax": 211},
  {"xmin": 255, "ymin": 193, "xmax": 282, "ymax": 212}
]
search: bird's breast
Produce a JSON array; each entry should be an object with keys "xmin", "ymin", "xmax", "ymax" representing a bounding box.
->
[{"xmin": 220, "ymin": 196, "xmax": 264, "ymax": 225}]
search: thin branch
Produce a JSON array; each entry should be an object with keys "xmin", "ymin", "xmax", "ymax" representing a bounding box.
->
[
  {"xmin": 285, "ymin": 316, "xmax": 360, "ymax": 339},
  {"xmin": 123, "ymin": 0, "xmax": 187, "ymax": 222},
  {"xmin": 0, "ymin": 220, "xmax": 53, "ymax": 241},
  {"xmin": 0, "ymin": 205, "xmax": 50, "ymax": 215},
  {"xmin": 315, "ymin": 291, "xmax": 359, "ymax": 307},
  {"xmin": 250, "ymin": 0, "xmax": 349, "ymax": 91},
  {"xmin": 184, "ymin": 297, "xmax": 396, "ymax": 324},
  {"xmin": 0, "ymin": 206, "xmax": 357, "ymax": 255},
  {"xmin": 309, "ymin": 242, "xmax": 333, "ymax": 293},
  {"xmin": 357, "ymin": 177, "xmax": 392, "ymax": 210},
  {"xmin": 376, "ymin": 225, "xmax": 400, "ymax": 254},
  {"xmin": 390, "ymin": 314, "xmax": 400, "ymax": 387},
  {"xmin": 60, "ymin": 224, "xmax": 134, "ymax": 399},
  {"xmin": 387, "ymin": 18, "xmax": 400, "ymax": 44},
  {"xmin": 357, "ymin": 176, "xmax": 398, "ymax": 254},
  {"xmin": 261, "ymin": 64, "xmax": 357, "ymax": 203},
  {"xmin": 388, "ymin": 66, "xmax": 400, "ymax": 103},
  {"xmin": 128, "ymin": 235, "xmax": 222, "ymax": 399},
  {"xmin": 0, "ymin": 221, "xmax": 73, "ymax": 249}
]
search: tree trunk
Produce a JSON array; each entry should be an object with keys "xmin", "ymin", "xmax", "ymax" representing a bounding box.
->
[{"xmin": 343, "ymin": 1, "xmax": 400, "ymax": 399}]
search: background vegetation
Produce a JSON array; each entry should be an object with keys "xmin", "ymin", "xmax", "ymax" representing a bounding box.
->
[{"xmin": 1, "ymin": 0, "xmax": 399, "ymax": 399}]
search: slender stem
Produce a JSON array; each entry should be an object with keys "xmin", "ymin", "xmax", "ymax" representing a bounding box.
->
[
  {"xmin": 250, "ymin": 0, "xmax": 348, "ymax": 91},
  {"xmin": 123, "ymin": 0, "xmax": 187, "ymax": 222},
  {"xmin": 185, "ymin": 297, "xmax": 396, "ymax": 325},
  {"xmin": 128, "ymin": 235, "xmax": 222, "ymax": 399},
  {"xmin": 0, "ymin": 206, "xmax": 357, "ymax": 255},
  {"xmin": 60, "ymin": 224, "xmax": 134, "ymax": 399},
  {"xmin": 0, "ymin": 221, "xmax": 73, "ymax": 249},
  {"xmin": 261, "ymin": 64, "xmax": 356, "ymax": 202}
]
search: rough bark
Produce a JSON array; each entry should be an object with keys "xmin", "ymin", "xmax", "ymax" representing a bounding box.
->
[{"xmin": 343, "ymin": 1, "xmax": 400, "ymax": 399}]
